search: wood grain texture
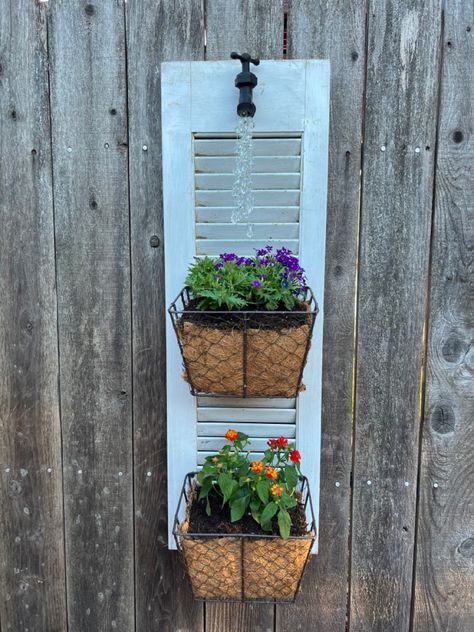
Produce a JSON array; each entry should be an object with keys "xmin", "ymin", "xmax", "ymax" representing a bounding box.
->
[
  {"xmin": 206, "ymin": 0, "xmax": 284, "ymax": 61},
  {"xmin": 277, "ymin": 2, "xmax": 366, "ymax": 630},
  {"xmin": 350, "ymin": 2, "xmax": 442, "ymax": 631},
  {"xmin": 205, "ymin": 2, "xmax": 283, "ymax": 630},
  {"xmin": 0, "ymin": 2, "xmax": 67, "ymax": 630},
  {"xmin": 48, "ymin": 1, "xmax": 133, "ymax": 630},
  {"xmin": 412, "ymin": 3, "xmax": 474, "ymax": 630},
  {"xmin": 125, "ymin": 1, "xmax": 205, "ymax": 630}
]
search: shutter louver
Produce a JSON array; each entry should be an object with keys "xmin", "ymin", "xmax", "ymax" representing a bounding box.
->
[
  {"xmin": 194, "ymin": 135, "xmax": 301, "ymax": 255},
  {"xmin": 193, "ymin": 135, "xmax": 301, "ymax": 466}
]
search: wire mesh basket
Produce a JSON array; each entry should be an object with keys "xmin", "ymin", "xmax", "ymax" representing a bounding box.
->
[
  {"xmin": 168, "ymin": 287, "xmax": 318, "ymax": 398},
  {"xmin": 173, "ymin": 472, "xmax": 316, "ymax": 603}
]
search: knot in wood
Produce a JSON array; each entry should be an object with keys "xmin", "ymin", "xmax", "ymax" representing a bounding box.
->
[
  {"xmin": 459, "ymin": 537, "xmax": 474, "ymax": 558},
  {"xmin": 431, "ymin": 405, "xmax": 455, "ymax": 435}
]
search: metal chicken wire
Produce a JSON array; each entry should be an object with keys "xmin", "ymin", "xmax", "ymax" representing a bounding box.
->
[
  {"xmin": 168, "ymin": 287, "xmax": 318, "ymax": 398},
  {"xmin": 173, "ymin": 473, "xmax": 316, "ymax": 603}
]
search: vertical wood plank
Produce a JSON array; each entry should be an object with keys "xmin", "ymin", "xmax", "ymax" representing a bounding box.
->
[
  {"xmin": 48, "ymin": 2, "xmax": 133, "ymax": 630},
  {"xmin": 350, "ymin": 2, "xmax": 442, "ymax": 631},
  {"xmin": 278, "ymin": 1, "xmax": 366, "ymax": 629},
  {"xmin": 126, "ymin": 1, "xmax": 205, "ymax": 630},
  {"xmin": 413, "ymin": 2, "xmax": 474, "ymax": 630},
  {"xmin": 205, "ymin": 2, "xmax": 283, "ymax": 630},
  {"xmin": 206, "ymin": 0, "xmax": 283, "ymax": 61},
  {"xmin": 0, "ymin": 2, "xmax": 67, "ymax": 630}
]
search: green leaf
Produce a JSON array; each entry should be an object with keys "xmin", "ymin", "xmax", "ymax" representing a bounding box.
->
[
  {"xmin": 285, "ymin": 465, "xmax": 298, "ymax": 490},
  {"xmin": 263, "ymin": 449, "xmax": 274, "ymax": 462},
  {"xmin": 278, "ymin": 509, "xmax": 291, "ymax": 539},
  {"xmin": 250, "ymin": 506, "xmax": 261, "ymax": 524},
  {"xmin": 206, "ymin": 498, "xmax": 211, "ymax": 516},
  {"xmin": 198, "ymin": 476, "xmax": 213, "ymax": 500},
  {"xmin": 283, "ymin": 495, "xmax": 297, "ymax": 509},
  {"xmin": 218, "ymin": 472, "xmax": 237, "ymax": 502},
  {"xmin": 249, "ymin": 498, "xmax": 260, "ymax": 513},
  {"xmin": 201, "ymin": 464, "xmax": 215, "ymax": 477},
  {"xmin": 256, "ymin": 480, "xmax": 269, "ymax": 504},
  {"xmin": 261, "ymin": 502, "xmax": 278, "ymax": 525},
  {"xmin": 230, "ymin": 495, "xmax": 249, "ymax": 522}
]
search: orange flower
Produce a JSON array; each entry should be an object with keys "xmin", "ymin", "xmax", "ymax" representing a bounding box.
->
[
  {"xmin": 271, "ymin": 484, "xmax": 284, "ymax": 496},
  {"xmin": 225, "ymin": 429, "xmax": 238, "ymax": 442},
  {"xmin": 266, "ymin": 466, "xmax": 278, "ymax": 480},
  {"xmin": 251, "ymin": 461, "xmax": 264, "ymax": 474}
]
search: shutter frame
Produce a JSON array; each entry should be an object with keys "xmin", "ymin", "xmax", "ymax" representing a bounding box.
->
[{"xmin": 162, "ymin": 60, "xmax": 330, "ymax": 550}]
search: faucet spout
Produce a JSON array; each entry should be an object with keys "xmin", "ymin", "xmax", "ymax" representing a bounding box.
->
[{"xmin": 230, "ymin": 52, "xmax": 260, "ymax": 118}]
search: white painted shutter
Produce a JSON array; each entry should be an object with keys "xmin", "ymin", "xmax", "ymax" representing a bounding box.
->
[{"xmin": 162, "ymin": 60, "xmax": 330, "ymax": 550}]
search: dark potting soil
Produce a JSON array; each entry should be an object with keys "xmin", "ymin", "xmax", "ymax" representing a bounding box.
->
[
  {"xmin": 187, "ymin": 487, "xmax": 309, "ymax": 537},
  {"xmin": 180, "ymin": 298, "xmax": 312, "ymax": 330}
]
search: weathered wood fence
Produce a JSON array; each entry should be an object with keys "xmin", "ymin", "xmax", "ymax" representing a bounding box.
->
[{"xmin": 0, "ymin": 1, "xmax": 472, "ymax": 631}]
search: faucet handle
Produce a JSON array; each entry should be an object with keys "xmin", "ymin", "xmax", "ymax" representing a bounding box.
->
[{"xmin": 231, "ymin": 52, "xmax": 260, "ymax": 67}]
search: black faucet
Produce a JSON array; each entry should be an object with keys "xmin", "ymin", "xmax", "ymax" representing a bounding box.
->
[{"xmin": 230, "ymin": 52, "xmax": 260, "ymax": 118}]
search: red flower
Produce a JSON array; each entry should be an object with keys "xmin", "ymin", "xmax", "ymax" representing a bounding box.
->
[
  {"xmin": 277, "ymin": 436, "xmax": 288, "ymax": 448},
  {"xmin": 267, "ymin": 438, "xmax": 278, "ymax": 450},
  {"xmin": 225, "ymin": 429, "xmax": 238, "ymax": 442},
  {"xmin": 290, "ymin": 449, "xmax": 301, "ymax": 464}
]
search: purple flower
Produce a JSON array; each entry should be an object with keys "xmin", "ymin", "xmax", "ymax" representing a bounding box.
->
[
  {"xmin": 253, "ymin": 280, "xmax": 261, "ymax": 288},
  {"xmin": 219, "ymin": 252, "xmax": 237, "ymax": 263},
  {"xmin": 256, "ymin": 245, "xmax": 273, "ymax": 257},
  {"xmin": 214, "ymin": 262, "xmax": 223, "ymax": 269},
  {"xmin": 245, "ymin": 258, "xmax": 253, "ymax": 265}
]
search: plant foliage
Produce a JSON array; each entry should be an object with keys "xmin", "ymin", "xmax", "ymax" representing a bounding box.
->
[
  {"xmin": 197, "ymin": 430, "xmax": 303, "ymax": 539},
  {"xmin": 185, "ymin": 245, "xmax": 308, "ymax": 311}
]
